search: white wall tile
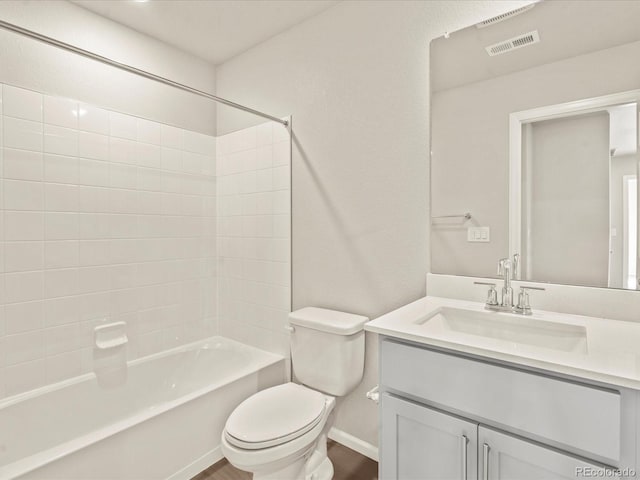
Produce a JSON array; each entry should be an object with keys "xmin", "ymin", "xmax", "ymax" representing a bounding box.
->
[
  {"xmin": 44, "ymin": 95, "xmax": 78, "ymax": 129},
  {"xmin": 4, "ymin": 271, "xmax": 44, "ymax": 304},
  {"xmin": 256, "ymin": 123, "xmax": 273, "ymax": 147},
  {"xmin": 78, "ymin": 104, "xmax": 109, "ymax": 135},
  {"xmin": 216, "ymin": 122, "xmax": 290, "ymax": 354},
  {"xmin": 5, "ymin": 330, "xmax": 46, "ymax": 365},
  {"xmin": 273, "ymin": 123, "xmax": 290, "ymax": 143},
  {"xmin": 44, "ymin": 154, "xmax": 78, "ymax": 184},
  {"xmin": 255, "ymin": 146, "xmax": 273, "ymax": 170},
  {"xmin": 3, "ymin": 148, "xmax": 43, "ymax": 181},
  {"xmin": 45, "ymin": 241, "xmax": 79, "ymax": 269},
  {"xmin": 3, "ymin": 85, "xmax": 42, "ymax": 122},
  {"xmin": 4, "ymin": 180, "xmax": 44, "ymax": 211},
  {"xmin": 137, "ymin": 167, "xmax": 162, "ymax": 192},
  {"xmin": 0, "ymin": 83, "xmax": 218, "ymax": 398},
  {"xmin": 273, "ymin": 141, "xmax": 290, "ymax": 166},
  {"xmin": 109, "ymin": 214, "xmax": 138, "ymax": 238},
  {"xmin": 109, "ymin": 137, "xmax": 137, "ymax": 164},
  {"xmin": 109, "ymin": 164, "xmax": 137, "ymax": 190},
  {"xmin": 78, "ymin": 131, "xmax": 109, "ymax": 160},
  {"xmin": 79, "ymin": 186, "xmax": 110, "ymax": 213},
  {"xmin": 4, "ymin": 359, "xmax": 46, "ymax": 397},
  {"xmin": 137, "ymin": 118, "xmax": 161, "ymax": 145},
  {"xmin": 44, "ymin": 124, "xmax": 78, "ymax": 156},
  {"xmin": 46, "ymin": 350, "xmax": 84, "ymax": 383},
  {"xmin": 4, "ymin": 242, "xmax": 43, "ymax": 273},
  {"xmin": 161, "ymin": 147, "xmax": 182, "ymax": 171},
  {"xmin": 136, "ymin": 142, "xmax": 161, "ymax": 168},
  {"xmin": 78, "ymin": 213, "xmax": 111, "ymax": 239},
  {"xmin": 78, "ymin": 159, "xmax": 109, "ymax": 187},
  {"xmin": 4, "ymin": 301, "xmax": 44, "ymax": 334},
  {"xmin": 109, "ymin": 189, "xmax": 138, "ymax": 214},
  {"xmin": 45, "ymin": 212, "xmax": 79, "ymax": 240},
  {"xmin": 45, "ymin": 183, "xmax": 78, "ymax": 212},
  {"xmin": 44, "ymin": 269, "xmax": 79, "ymax": 299},
  {"xmin": 161, "ymin": 124, "xmax": 182, "ymax": 149},
  {"xmin": 78, "ymin": 266, "xmax": 110, "ymax": 294},
  {"xmin": 109, "ymin": 111, "xmax": 137, "ymax": 140},
  {"xmin": 45, "ymin": 322, "xmax": 82, "ymax": 356},
  {"xmin": 4, "ymin": 117, "xmax": 43, "ymax": 152},
  {"xmin": 78, "ymin": 240, "xmax": 110, "ymax": 266},
  {"xmin": 4, "ymin": 212, "xmax": 44, "ymax": 241},
  {"xmin": 43, "ymin": 296, "xmax": 79, "ymax": 327}
]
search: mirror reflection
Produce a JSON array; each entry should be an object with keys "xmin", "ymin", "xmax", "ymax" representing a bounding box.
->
[{"xmin": 430, "ymin": 0, "xmax": 640, "ymax": 290}]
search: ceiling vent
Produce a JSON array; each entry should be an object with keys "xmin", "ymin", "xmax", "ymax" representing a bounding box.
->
[
  {"xmin": 476, "ymin": 4, "xmax": 536, "ymax": 28},
  {"xmin": 485, "ymin": 30, "xmax": 540, "ymax": 56}
]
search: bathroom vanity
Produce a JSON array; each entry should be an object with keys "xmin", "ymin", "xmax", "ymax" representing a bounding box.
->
[
  {"xmin": 413, "ymin": 1, "xmax": 640, "ymax": 476},
  {"xmin": 366, "ymin": 296, "xmax": 640, "ymax": 479}
]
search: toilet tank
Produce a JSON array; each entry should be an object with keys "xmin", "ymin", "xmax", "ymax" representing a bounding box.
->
[{"xmin": 288, "ymin": 307, "xmax": 368, "ymax": 396}]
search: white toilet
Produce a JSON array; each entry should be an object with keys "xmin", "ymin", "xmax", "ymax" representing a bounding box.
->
[{"xmin": 221, "ymin": 307, "xmax": 368, "ymax": 480}]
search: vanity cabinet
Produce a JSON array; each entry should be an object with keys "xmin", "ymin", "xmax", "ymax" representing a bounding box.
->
[
  {"xmin": 478, "ymin": 427, "xmax": 602, "ymax": 480},
  {"xmin": 379, "ymin": 337, "xmax": 636, "ymax": 480},
  {"xmin": 381, "ymin": 394, "xmax": 478, "ymax": 479},
  {"xmin": 381, "ymin": 394, "xmax": 602, "ymax": 479}
]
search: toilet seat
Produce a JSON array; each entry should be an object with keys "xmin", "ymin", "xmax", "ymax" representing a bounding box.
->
[{"xmin": 224, "ymin": 383, "xmax": 326, "ymax": 450}]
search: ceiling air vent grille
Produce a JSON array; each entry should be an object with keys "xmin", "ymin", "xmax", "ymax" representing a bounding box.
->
[
  {"xmin": 485, "ymin": 30, "xmax": 540, "ymax": 57},
  {"xmin": 476, "ymin": 4, "xmax": 535, "ymax": 28}
]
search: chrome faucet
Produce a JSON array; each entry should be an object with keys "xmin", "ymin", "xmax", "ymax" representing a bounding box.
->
[
  {"xmin": 474, "ymin": 255, "xmax": 545, "ymax": 314},
  {"xmin": 497, "ymin": 258, "xmax": 514, "ymax": 309}
]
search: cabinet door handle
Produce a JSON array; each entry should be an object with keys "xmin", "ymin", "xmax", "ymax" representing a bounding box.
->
[
  {"xmin": 460, "ymin": 435, "xmax": 468, "ymax": 480},
  {"xmin": 483, "ymin": 443, "xmax": 490, "ymax": 480}
]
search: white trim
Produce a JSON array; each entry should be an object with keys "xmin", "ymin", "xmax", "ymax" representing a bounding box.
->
[
  {"xmin": 167, "ymin": 447, "xmax": 223, "ymax": 480},
  {"xmin": 508, "ymin": 89, "xmax": 640, "ymax": 267},
  {"xmin": 623, "ymin": 175, "xmax": 638, "ymax": 289},
  {"xmin": 328, "ymin": 427, "xmax": 379, "ymax": 462}
]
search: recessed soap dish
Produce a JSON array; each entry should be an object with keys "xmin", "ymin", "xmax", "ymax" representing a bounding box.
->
[{"xmin": 94, "ymin": 321, "xmax": 128, "ymax": 349}]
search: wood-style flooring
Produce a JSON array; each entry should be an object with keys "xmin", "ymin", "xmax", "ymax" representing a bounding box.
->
[{"xmin": 192, "ymin": 441, "xmax": 378, "ymax": 480}]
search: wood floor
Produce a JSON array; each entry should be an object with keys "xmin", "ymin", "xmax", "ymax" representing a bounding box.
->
[{"xmin": 192, "ymin": 441, "xmax": 378, "ymax": 480}]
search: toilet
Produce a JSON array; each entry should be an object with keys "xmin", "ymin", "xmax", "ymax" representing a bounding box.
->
[{"xmin": 221, "ymin": 307, "xmax": 368, "ymax": 480}]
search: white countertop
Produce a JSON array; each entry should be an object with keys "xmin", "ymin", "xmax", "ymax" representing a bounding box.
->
[{"xmin": 365, "ymin": 296, "xmax": 640, "ymax": 390}]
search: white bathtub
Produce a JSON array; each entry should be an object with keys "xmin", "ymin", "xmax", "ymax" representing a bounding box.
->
[{"xmin": 0, "ymin": 337, "xmax": 285, "ymax": 480}]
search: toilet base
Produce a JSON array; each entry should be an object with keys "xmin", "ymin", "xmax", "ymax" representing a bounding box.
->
[{"xmin": 305, "ymin": 456, "xmax": 333, "ymax": 480}]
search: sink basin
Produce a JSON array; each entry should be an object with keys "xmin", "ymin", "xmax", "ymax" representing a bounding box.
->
[{"xmin": 416, "ymin": 307, "xmax": 588, "ymax": 354}]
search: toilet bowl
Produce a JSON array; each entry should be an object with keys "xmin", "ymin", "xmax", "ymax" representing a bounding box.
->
[
  {"xmin": 221, "ymin": 383, "xmax": 336, "ymax": 480},
  {"xmin": 221, "ymin": 307, "xmax": 368, "ymax": 480}
]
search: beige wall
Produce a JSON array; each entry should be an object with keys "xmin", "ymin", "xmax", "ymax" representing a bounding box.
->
[
  {"xmin": 610, "ymin": 154, "xmax": 638, "ymax": 288},
  {"xmin": 0, "ymin": 0, "xmax": 216, "ymax": 134},
  {"xmin": 525, "ymin": 112, "xmax": 610, "ymax": 287},
  {"xmin": 432, "ymin": 39, "xmax": 640, "ymax": 279},
  {"xmin": 216, "ymin": 0, "xmax": 532, "ymax": 449}
]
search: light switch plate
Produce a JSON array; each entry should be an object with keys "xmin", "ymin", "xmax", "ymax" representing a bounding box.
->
[{"xmin": 468, "ymin": 226, "xmax": 490, "ymax": 242}]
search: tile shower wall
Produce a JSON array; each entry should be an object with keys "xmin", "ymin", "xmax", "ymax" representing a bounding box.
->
[
  {"xmin": 0, "ymin": 84, "xmax": 217, "ymax": 399},
  {"xmin": 216, "ymin": 121, "xmax": 291, "ymax": 361}
]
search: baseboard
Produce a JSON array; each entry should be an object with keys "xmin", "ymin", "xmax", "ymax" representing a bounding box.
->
[
  {"xmin": 328, "ymin": 427, "xmax": 379, "ymax": 462},
  {"xmin": 168, "ymin": 446, "xmax": 223, "ymax": 480}
]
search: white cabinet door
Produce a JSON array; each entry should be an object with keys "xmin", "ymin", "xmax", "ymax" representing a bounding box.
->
[
  {"xmin": 380, "ymin": 394, "xmax": 478, "ymax": 480},
  {"xmin": 478, "ymin": 427, "xmax": 610, "ymax": 480}
]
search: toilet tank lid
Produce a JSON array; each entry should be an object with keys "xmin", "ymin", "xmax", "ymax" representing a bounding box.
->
[{"xmin": 289, "ymin": 307, "xmax": 369, "ymax": 335}]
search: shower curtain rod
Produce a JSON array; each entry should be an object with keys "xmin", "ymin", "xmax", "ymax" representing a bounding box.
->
[{"xmin": 0, "ymin": 19, "xmax": 288, "ymax": 127}]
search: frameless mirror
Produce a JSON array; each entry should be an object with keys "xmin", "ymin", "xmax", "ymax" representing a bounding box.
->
[{"xmin": 430, "ymin": 0, "xmax": 640, "ymax": 289}]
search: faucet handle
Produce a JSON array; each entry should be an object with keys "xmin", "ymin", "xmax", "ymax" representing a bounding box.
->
[
  {"xmin": 516, "ymin": 285, "xmax": 545, "ymax": 314},
  {"xmin": 519, "ymin": 285, "xmax": 545, "ymax": 292},
  {"xmin": 474, "ymin": 281, "xmax": 498, "ymax": 306}
]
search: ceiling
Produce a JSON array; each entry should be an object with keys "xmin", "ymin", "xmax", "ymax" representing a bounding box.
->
[
  {"xmin": 431, "ymin": 1, "xmax": 640, "ymax": 92},
  {"xmin": 73, "ymin": 0, "xmax": 340, "ymax": 65}
]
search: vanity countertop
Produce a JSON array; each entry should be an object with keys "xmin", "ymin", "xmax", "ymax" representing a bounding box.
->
[{"xmin": 366, "ymin": 296, "xmax": 640, "ymax": 390}]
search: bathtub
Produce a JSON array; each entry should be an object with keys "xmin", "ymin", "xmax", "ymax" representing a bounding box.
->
[{"xmin": 0, "ymin": 337, "xmax": 285, "ymax": 480}]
